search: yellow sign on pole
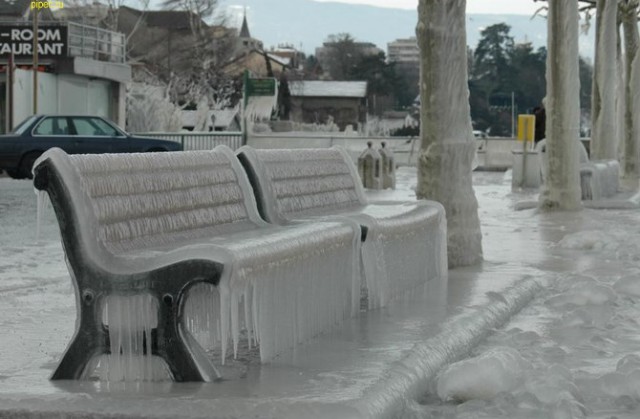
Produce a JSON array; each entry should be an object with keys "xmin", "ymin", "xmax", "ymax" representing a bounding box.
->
[{"xmin": 517, "ymin": 114, "xmax": 536, "ymax": 142}]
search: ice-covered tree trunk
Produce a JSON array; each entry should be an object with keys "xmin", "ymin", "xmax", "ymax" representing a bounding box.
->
[
  {"xmin": 193, "ymin": 96, "xmax": 210, "ymax": 132},
  {"xmin": 416, "ymin": 0, "xmax": 482, "ymax": 267},
  {"xmin": 539, "ymin": 0, "xmax": 582, "ymax": 210},
  {"xmin": 591, "ymin": 0, "xmax": 620, "ymax": 160},
  {"xmin": 616, "ymin": 23, "xmax": 627, "ymax": 165},
  {"xmin": 622, "ymin": 2, "xmax": 640, "ymax": 177}
]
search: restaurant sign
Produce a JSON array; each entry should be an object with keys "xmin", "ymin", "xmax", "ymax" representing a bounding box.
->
[{"xmin": 0, "ymin": 26, "xmax": 68, "ymax": 58}]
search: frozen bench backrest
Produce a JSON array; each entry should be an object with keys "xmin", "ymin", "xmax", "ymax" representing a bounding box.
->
[
  {"xmin": 63, "ymin": 148, "xmax": 258, "ymax": 254},
  {"xmin": 238, "ymin": 147, "xmax": 367, "ymax": 223}
]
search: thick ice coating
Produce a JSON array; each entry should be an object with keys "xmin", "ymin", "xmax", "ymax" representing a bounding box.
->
[
  {"xmin": 590, "ymin": 0, "xmax": 619, "ymax": 161},
  {"xmin": 236, "ymin": 146, "xmax": 447, "ymax": 310},
  {"xmin": 416, "ymin": 0, "xmax": 483, "ymax": 267},
  {"xmin": 32, "ymin": 146, "xmax": 361, "ymax": 381},
  {"xmin": 539, "ymin": 0, "xmax": 582, "ymax": 210}
]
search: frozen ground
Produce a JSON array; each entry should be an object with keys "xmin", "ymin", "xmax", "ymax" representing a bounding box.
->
[{"xmin": 0, "ymin": 168, "xmax": 640, "ymax": 418}]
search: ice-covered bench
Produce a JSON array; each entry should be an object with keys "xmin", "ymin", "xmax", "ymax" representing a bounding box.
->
[
  {"xmin": 32, "ymin": 146, "xmax": 361, "ymax": 382},
  {"xmin": 236, "ymin": 146, "xmax": 447, "ymax": 309},
  {"xmin": 536, "ymin": 139, "xmax": 619, "ymax": 200},
  {"xmin": 579, "ymin": 160, "xmax": 620, "ymax": 200}
]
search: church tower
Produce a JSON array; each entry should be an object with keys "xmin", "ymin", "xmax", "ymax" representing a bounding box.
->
[{"xmin": 237, "ymin": 9, "xmax": 263, "ymax": 52}]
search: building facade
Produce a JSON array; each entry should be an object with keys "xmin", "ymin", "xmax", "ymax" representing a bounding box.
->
[
  {"xmin": 289, "ymin": 80, "xmax": 367, "ymax": 131},
  {"xmin": 387, "ymin": 37, "xmax": 420, "ymax": 102},
  {"xmin": 0, "ymin": 0, "xmax": 130, "ymax": 132}
]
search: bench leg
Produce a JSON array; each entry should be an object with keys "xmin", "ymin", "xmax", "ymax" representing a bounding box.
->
[
  {"xmin": 155, "ymin": 294, "xmax": 220, "ymax": 382},
  {"xmin": 51, "ymin": 304, "xmax": 107, "ymax": 380}
]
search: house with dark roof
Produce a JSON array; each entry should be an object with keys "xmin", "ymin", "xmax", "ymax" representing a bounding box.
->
[
  {"xmin": 114, "ymin": 6, "xmax": 235, "ymax": 78},
  {"xmin": 288, "ymin": 81, "xmax": 368, "ymax": 131},
  {"xmin": 0, "ymin": 0, "xmax": 131, "ymax": 132}
]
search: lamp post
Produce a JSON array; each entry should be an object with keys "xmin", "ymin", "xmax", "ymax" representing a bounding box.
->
[{"xmin": 32, "ymin": 6, "xmax": 38, "ymax": 115}]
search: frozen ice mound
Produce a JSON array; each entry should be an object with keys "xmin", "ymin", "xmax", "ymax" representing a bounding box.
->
[
  {"xmin": 545, "ymin": 278, "xmax": 616, "ymax": 308},
  {"xmin": 613, "ymin": 275, "xmax": 640, "ymax": 297},
  {"xmin": 436, "ymin": 347, "xmax": 530, "ymax": 402},
  {"xmin": 557, "ymin": 230, "xmax": 619, "ymax": 252}
]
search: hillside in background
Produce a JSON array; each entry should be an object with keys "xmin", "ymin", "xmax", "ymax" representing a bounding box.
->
[{"xmin": 221, "ymin": 0, "xmax": 595, "ymax": 59}]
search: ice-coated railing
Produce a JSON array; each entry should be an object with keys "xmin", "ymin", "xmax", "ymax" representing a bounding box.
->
[
  {"xmin": 32, "ymin": 146, "xmax": 361, "ymax": 382},
  {"xmin": 237, "ymin": 146, "xmax": 448, "ymax": 310}
]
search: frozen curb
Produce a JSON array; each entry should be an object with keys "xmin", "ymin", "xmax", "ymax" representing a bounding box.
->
[{"xmin": 349, "ymin": 274, "xmax": 548, "ymax": 418}]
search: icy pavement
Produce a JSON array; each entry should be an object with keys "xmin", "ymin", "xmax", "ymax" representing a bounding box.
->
[{"xmin": 1, "ymin": 169, "xmax": 640, "ymax": 418}]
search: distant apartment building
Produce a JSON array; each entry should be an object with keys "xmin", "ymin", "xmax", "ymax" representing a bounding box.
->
[
  {"xmin": 387, "ymin": 37, "xmax": 419, "ymax": 63},
  {"xmin": 387, "ymin": 36, "xmax": 420, "ymax": 100}
]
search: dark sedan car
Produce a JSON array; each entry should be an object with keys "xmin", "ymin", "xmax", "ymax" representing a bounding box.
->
[{"xmin": 0, "ymin": 115, "xmax": 183, "ymax": 179}]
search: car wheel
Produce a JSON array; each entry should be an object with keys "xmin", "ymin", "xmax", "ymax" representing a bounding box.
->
[
  {"xmin": 147, "ymin": 148, "xmax": 168, "ymax": 152},
  {"xmin": 6, "ymin": 169, "xmax": 22, "ymax": 179},
  {"xmin": 19, "ymin": 152, "xmax": 42, "ymax": 180}
]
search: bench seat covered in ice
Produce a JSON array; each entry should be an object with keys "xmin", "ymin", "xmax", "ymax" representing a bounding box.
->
[
  {"xmin": 237, "ymin": 146, "xmax": 447, "ymax": 309},
  {"xmin": 32, "ymin": 146, "xmax": 360, "ymax": 382}
]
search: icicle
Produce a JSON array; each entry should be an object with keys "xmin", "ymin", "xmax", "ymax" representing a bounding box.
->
[
  {"xmin": 35, "ymin": 189, "xmax": 47, "ymax": 242},
  {"xmin": 95, "ymin": 294, "xmax": 166, "ymax": 381}
]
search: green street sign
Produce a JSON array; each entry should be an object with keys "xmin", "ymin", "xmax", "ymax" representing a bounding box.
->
[{"xmin": 247, "ymin": 78, "xmax": 276, "ymax": 96}]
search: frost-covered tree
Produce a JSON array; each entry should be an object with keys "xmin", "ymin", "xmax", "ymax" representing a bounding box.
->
[
  {"xmin": 539, "ymin": 0, "xmax": 582, "ymax": 210},
  {"xmin": 591, "ymin": 0, "xmax": 621, "ymax": 160},
  {"xmin": 416, "ymin": 0, "xmax": 483, "ymax": 267},
  {"xmin": 126, "ymin": 82, "xmax": 184, "ymax": 132},
  {"xmin": 621, "ymin": 0, "xmax": 640, "ymax": 177}
]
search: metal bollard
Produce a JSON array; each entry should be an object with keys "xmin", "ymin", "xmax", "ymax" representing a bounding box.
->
[
  {"xmin": 358, "ymin": 141, "xmax": 383, "ymax": 190},
  {"xmin": 378, "ymin": 141, "xmax": 396, "ymax": 189}
]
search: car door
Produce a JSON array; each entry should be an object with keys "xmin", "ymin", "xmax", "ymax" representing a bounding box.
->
[
  {"xmin": 31, "ymin": 116, "xmax": 76, "ymax": 153},
  {"xmin": 68, "ymin": 116, "xmax": 130, "ymax": 154}
]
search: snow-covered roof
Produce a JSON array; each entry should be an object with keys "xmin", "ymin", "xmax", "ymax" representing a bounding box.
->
[
  {"xmin": 289, "ymin": 81, "xmax": 367, "ymax": 98},
  {"xmin": 267, "ymin": 53, "xmax": 290, "ymax": 67}
]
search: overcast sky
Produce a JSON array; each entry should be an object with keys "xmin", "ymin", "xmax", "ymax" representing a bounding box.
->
[{"xmin": 313, "ymin": 0, "xmax": 545, "ymax": 15}]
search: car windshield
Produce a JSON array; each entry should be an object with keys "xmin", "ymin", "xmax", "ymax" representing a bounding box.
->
[{"xmin": 11, "ymin": 116, "xmax": 39, "ymax": 135}]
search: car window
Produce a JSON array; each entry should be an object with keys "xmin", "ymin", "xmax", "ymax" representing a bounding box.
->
[
  {"xmin": 91, "ymin": 118, "xmax": 120, "ymax": 136},
  {"xmin": 71, "ymin": 117, "xmax": 120, "ymax": 136},
  {"xmin": 11, "ymin": 115, "xmax": 38, "ymax": 135},
  {"xmin": 33, "ymin": 117, "xmax": 70, "ymax": 136}
]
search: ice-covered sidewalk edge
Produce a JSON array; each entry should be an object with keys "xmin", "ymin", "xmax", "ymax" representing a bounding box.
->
[
  {"xmin": 0, "ymin": 396, "xmax": 363, "ymax": 419},
  {"xmin": 349, "ymin": 274, "xmax": 550, "ymax": 419}
]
